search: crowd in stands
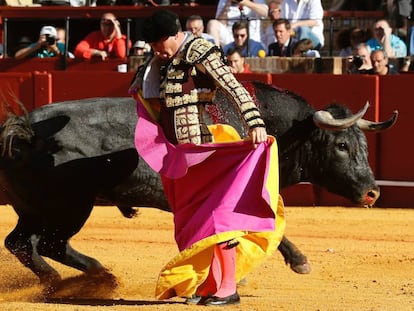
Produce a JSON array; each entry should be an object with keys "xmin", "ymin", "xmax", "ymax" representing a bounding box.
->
[{"xmin": 2, "ymin": 0, "xmax": 414, "ymax": 74}]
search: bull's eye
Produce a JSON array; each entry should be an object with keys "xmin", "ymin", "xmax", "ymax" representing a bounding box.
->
[{"xmin": 337, "ymin": 142, "xmax": 348, "ymax": 152}]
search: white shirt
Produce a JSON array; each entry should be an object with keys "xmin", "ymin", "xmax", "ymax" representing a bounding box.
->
[
  {"xmin": 143, "ymin": 58, "xmax": 161, "ymax": 99},
  {"xmin": 281, "ymin": 0, "xmax": 325, "ymax": 46},
  {"xmin": 215, "ymin": 0, "xmax": 268, "ymax": 43}
]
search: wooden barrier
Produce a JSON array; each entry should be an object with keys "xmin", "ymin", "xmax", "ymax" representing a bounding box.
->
[{"xmin": 0, "ymin": 57, "xmax": 128, "ymax": 73}]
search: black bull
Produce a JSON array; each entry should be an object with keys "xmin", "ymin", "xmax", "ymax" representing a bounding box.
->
[{"xmin": 0, "ymin": 82, "xmax": 397, "ymax": 286}]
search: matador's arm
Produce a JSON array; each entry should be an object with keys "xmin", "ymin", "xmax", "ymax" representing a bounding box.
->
[{"xmin": 185, "ymin": 38, "xmax": 265, "ymax": 131}]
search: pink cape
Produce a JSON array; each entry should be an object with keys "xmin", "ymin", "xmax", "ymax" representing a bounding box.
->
[{"xmin": 134, "ymin": 96, "xmax": 280, "ymax": 250}]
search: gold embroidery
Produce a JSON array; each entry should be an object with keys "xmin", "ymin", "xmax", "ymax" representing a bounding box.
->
[{"xmin": 185, "ymin": 38, "xmax": 215, "ymax": 64}]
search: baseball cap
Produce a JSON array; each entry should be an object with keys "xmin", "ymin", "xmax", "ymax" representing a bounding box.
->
[
  {"xmin": 40, "ymin": 26, "xmax": 57, "ymax": 38},
  {"xmin": 134, "ymin": 40, "xmax": 147, "ymax": 49}
]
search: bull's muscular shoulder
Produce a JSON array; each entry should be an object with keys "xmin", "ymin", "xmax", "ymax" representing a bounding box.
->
[{"xmin": 184, "ymin": 37, "xmax": 222, "ymax": 65}]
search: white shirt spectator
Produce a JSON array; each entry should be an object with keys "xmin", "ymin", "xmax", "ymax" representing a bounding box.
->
[
  {"xmin": 281, "ymin": 0, "xmax": 324, "ymax": 47},
  {"xmin": 208, "ymin": 0, "xmax": 268, "ymax": 46}
]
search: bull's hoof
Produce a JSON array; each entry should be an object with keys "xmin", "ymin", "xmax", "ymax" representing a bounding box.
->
[
  {"xmin": 39, "ymin": 272, "xmax": 62, "ymax": 286},
  {"xmin": 39, "ymin": 273, "xmax": 62, "ymax": 297},
  {"xmin": 290, "ymin": 260, "xmax": 312, "ymax": 274},
  {"xmin": 117, "ymin": 206, "xmax": 140, "ymax": 218},
  {"xmin": 86, "ymin": 267, "xmax": 119, "ymax": 289},
  {"xmin": 43, "ymin": 268, "xmax": 119, "ymax": 299}
]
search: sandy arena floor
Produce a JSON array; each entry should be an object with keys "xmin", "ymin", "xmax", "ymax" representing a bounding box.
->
[{"xmin": 0, "ymin": 205, "xmax": 413, "ymax": 311}]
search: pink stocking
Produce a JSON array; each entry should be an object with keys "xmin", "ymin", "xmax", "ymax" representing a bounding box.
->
[
  {"xmin": 196, "ymin": 242, "xmax": 237, "ymax": 298},
  {"xmin": 214, "ymin": 242, "xmax": 237, "ymax": 298}
]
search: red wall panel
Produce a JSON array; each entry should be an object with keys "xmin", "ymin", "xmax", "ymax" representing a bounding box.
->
[
  {"xmin": 50, "ymin": 71, "xmax": 135, "ymax": 102},
  {"xmin": 0, "ymin": 72, "xmax": 35, "ymax": 121},
  {"xmin": 377, "ymin": 75, "xmax": 414, "ymax": 181}
]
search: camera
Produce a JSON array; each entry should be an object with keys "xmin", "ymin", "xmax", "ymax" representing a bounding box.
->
[
  {"xmin": 351, "ymin": 55, "xmax": 363, "ymax": 68},
  {"xmin": 45, "ymin": 34, "xmax": 56, "ymax": 45}
]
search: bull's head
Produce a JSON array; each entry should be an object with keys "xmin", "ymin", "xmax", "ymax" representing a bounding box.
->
[
  {"xmin": 0, "ymin": 107, "xmax": 69, "ymax": 165},
  {"xmin": 308, "ymin": 103, "xmax": 398, "ymax": 207}
]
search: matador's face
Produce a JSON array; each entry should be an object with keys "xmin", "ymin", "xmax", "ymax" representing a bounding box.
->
[{"xmin": 150, "ymin": 35, "xmax": 180, "ymax": 60}]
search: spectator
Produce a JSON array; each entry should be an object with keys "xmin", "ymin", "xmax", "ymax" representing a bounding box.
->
[
  {"xmin": 337, "ymin": 27, "xmax": 368, "ymax": 57},
  {"xmin": 393, "ymin": 0, "xmax": 412, "ymax": 39},
  {"xmin": 262, "ymin": 0, "xmax": 282, "ymax": 49},
  {"xmin": 226, "ymin": 46, "xmax": 252, "ymax": 73},
  {"xmin": 400, "ymin": 55, "xmax": 414, "ymax": 72},
  {"xmin": 281, "ymin": 0, "xmax": 325, "ymax": 49},
  {"xmin": 292, "ymin": 38, "xmax": 320, "ymax": 57},
  {"xmin": 74, "ymin": 12, "xmax": 131, "ymax": 60},
  {"xmin": 397, "ymin": 1, "xmax": 414, "ymax": 55},
  {"xmin": 185, "ymin": 15, "xmax": 215, "ymax": 43},
  {"xmin": 347, "ymin": 43, "xmax": 374, "ymax": 74},
  {"xmin": 56, "ymin": 27, "xmax": 75, "ymax": 59},
  {"xmin": 222, "ymin": 20, "xmax": 266, "ymax": 57},
  {"xmin": 131, "ymin": 40, "xmax": 151, "ymax": 56},
  {"xmin": 14, "ymin": 26, "xmax": 65, "ymax": 60},
  {"xmin": 268, "ymin": 19, "xmax": 298, "ymax": 56},
  {"xmin": 366, "ymin": 19, "xmax": 407, "ymax": 58},
  {"xmin": 0, "ymin": 43, "xmax": 3, "ymax": 59},
  {"xmin": 206, "ymin": 0, "xmax": 269, "ymax": 47},
  {"xmin": 371, "ymin": 49, "xmax": 399, "ymax": 75}
]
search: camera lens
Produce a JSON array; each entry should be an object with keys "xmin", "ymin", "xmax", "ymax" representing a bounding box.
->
[
  {"xmin": 352, "ymin": 55, "xmax": 363, "ymax": 68},
  {"xmin": 46, "ymin": 35, "xmax": 56, "ymax": 45}
]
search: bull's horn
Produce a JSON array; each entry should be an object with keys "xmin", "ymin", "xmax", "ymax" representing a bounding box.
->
[
  {"xmin": 313, "ymin": 102, "xmax": 369, "ymax": 130},
  {"xmin": 357, "ymin": 110, "xmax": 398, "ymax": 132}
]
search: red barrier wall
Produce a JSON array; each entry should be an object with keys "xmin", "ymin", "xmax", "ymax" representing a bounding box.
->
[
  {"xmin": 0, "ymin": 71, "xmax": 412, "ymax": 207},
  {"xmin": 0, "ymin": 58, "xmax": 129, "ymax": 73},
  {"xmin": 0, "ymin": 72, "xmax": 35, "ymax": 120},
  {"xmin": 374, "ymin": 75, "xmax": 414, "ymax": 207},
  {"xmin": 377, "ymin": 75, "xmax": 414, "ymax": 181},
  {"xmin": 235, "ymin": 73, "xmax": 272, "ymax": 84},
  {"xmin": 50, "ymin": 71, "xmax": 135, "ymax": 104}
]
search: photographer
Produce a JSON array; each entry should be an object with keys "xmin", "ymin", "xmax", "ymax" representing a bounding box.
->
[
  {"xmin": 14, "ymin": 26, "xmax": 64, "ymax": 60},
  {"xmin": 74, "ymin": 12, "xmax": 131, "ymax": 60},
  {"xmin": 346, "ymin": 43, "xmax": 374, "ymax": 74}
]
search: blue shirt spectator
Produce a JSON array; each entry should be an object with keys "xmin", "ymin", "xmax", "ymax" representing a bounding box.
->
[
  {"xmin": 366, "ymin": 19, "xmax": 407, "ymax": 58},
  {"xmin": 222, "ymin": 20, "xmax": 266, "ymax": 57},
  {"xmin": 223, "ymin": 39, "xmax": 266, "ymax": 58}
]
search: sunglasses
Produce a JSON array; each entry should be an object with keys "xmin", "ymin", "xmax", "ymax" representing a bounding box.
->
[
  {"xmin": 234, "ymin": 34, "xmax": 247, "ymax": 38},
  {"xmin": 101, "ymin": 19, "xmax": 115, "ymax": 26}
]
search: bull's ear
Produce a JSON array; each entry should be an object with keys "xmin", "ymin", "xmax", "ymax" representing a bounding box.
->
[{"xmin": 31, "ymin": 115, "xmax": 70, "ymax": 139}]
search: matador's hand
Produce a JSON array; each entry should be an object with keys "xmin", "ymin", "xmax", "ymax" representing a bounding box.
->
[{"xmin": 249, "ymin": 127, "xmax": 267, "ymax": 148}]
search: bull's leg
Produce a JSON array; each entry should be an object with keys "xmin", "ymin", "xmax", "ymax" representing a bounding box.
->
[
  {"xmin": 277, "ymin": 235, "xmax": 312, "ymax": 274},
  {"xmin": 5, "ymin": 227, "xmax": 61, "ymax": 285},
  {"xmin": 37, "ymin": 237, "xmax": 106, "ymax": 275},
  {"xmin": 38, "ymin": 239, "xmax": 117, "ymax": 286}
]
